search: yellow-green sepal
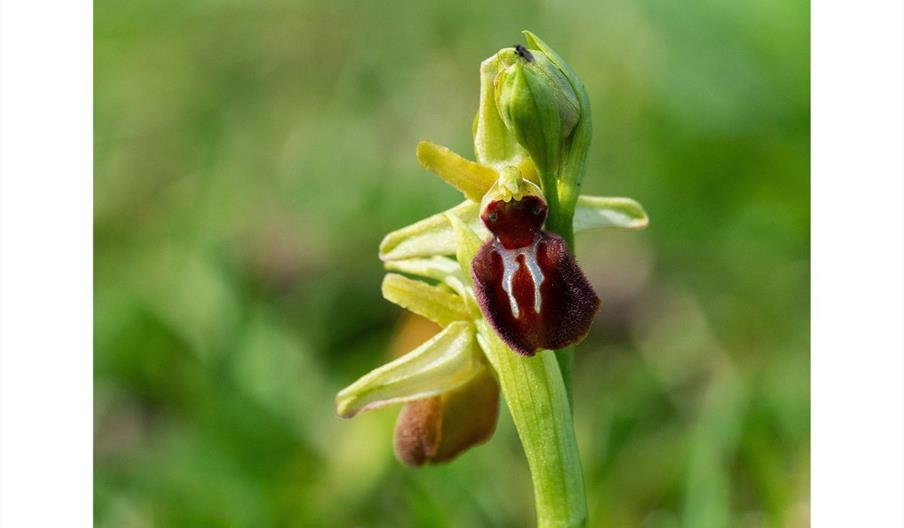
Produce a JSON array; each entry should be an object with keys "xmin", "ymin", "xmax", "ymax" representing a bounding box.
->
[
  {"xmin": 416, "ymin": 141, "xmax": 498, "ymax": 202},
  {"xmin": 573, "ymin": 195, "xmax": 650, "ymax": 231},
  {"xmin": 382, "ymin": 273, "xmax": 469, "ymax": 327},
  {"xmin": 379, "ymin": 201, "xmax": 488, "ymax": 262},
  {"xmin": 336, "ymin": 321, "xmax": 481, "ymax": 418}
]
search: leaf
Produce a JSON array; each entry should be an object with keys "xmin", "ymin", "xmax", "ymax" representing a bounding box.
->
[
  {"xmin": 573, "ymin": 195, "xmax": 649, "ymax": 231},
  {"xmin": 382, "ymin": 273, "xmax": 468, "ymax": 326},
  {"xmin": 379, "ymin": 201, "xmax": 489, "ymax": 261},
  {"xmin": 336, "ymin": 322, "xmax": 480, "ymax": 418},
  {"xmin": 416, "ymin": 141, "xmax": 498, "ymax": 202}
]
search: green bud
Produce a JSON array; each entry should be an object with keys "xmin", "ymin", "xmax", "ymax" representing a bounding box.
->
[{"xmin": 494, "ymin": 45, "xmax": 580, "ymax": 176}]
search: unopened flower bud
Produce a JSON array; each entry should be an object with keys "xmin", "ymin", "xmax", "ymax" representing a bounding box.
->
[{"xmin": 494, "ymin": 45, "xmax": 580, "ymax": 176}]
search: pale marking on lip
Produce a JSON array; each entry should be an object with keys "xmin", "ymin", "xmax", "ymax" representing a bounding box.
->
[{"xmin": 493, "ymin": 235, "xmax": 544, "ymax": 318}]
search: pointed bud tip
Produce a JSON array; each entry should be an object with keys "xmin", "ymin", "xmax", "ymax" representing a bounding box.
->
[{"xmin": 493, "ymin": 39, "xmax": 580, "ymax": 175}]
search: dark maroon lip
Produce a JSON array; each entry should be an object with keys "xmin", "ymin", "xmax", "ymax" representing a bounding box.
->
[
  {"xmin": 471, "ymin": 231, "xmax": 600, "ymax": 356},
  {"xmin": 480, "ymin": 196, "xmax": 549, "ymax": 250},
  {"xmin": 472, "ymin": 192, "xmax": 598, "ymax": 356}
]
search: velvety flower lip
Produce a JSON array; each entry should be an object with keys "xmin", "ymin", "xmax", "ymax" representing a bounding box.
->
[
  {"xmin": 472, "ymin": 230, "xmax": 599, "ymax": 357},
  {"xmin": 471, "ymin": 175, "xmax": 600, "ymax": 356}
]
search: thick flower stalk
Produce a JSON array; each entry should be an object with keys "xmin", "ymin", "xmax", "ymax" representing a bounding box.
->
[{"xmin": 336, "ymin": 31, "xmax": 648, "ymax": 528}]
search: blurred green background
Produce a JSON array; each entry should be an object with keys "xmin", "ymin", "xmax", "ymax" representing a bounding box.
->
[{"xmin": 94, "ymin": 0, "xmax": 809, "ymax": 526}]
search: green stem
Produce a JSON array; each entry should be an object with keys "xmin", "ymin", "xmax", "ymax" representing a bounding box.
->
[
  {"xmin": 554, "ymin": 345, "xmax": 575, "ymax": 403},
  {"xmin": 478, "ymin": 321, "xmax": 587, "ymax": 528},
  {"xmin": 470, "ymin": 33, "xmax": 594, "ymax": 527},
  {"xmin": 539, "ymin": 172, "xmax": 578, "ymax": 403}
]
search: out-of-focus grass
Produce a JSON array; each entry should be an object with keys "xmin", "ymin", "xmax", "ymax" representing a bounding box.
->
[{"xmin": 94, "ymin": 0, "xmax": 809, "ymax": 526}]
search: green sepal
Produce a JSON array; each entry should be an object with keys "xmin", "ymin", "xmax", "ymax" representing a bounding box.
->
[
  {"xmin": 336, "ymin": 321, "xmax": 480, "ymax": 418},
  {"xmin": 384, "ymin": 256, "xmax": 462, "ymax": 282},
  {"xmin": 474, "ymin": 55, "xmax": 528, "ymax": 166},
  {"xmin": 416, "ymin": 141, "xmax": 498, "ymax": 202},
  {"xmin": 445, "ymin": 212, "xmax": 483, "ymax": 279},
  {"xmin": 379, "ymin": 201, "xmax": 488, "ymax": 262},
  {"xmin": 573, "ymin": 195, "xmax": 650, "ymax": 231},
  {"xmin": 382, "ymin": 273, "xmax": 469, "ymax": 327},
  {"xmin": 384, "ymin": 256, "xmax": 471, "ymax": 304}
]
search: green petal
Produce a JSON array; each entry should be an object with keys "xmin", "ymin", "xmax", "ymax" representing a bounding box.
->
[
  {"xmin": 384, "ymin": 256, "xmax": 470, "ymax": 300},
  {"xmin": 573, "ymin": 195, "xmax": 649, "ymax": 231},
  {"xmin": 445, "ymin": 212, "xmax": 483, "ymax": 279},
  {"xmin": 384, "ymin": 256, "xmax": 462, "ymax": 282},
  {"xmin": 382, "ymin": 273, "xmax": 468, "ymax": 326},
  {"xmin": 379, "ymin": 201, "xmax": 489, "ymax": 261},
  {"xmin": 336, "ymin": 321, "xmax": 480, "ymax": 418},
  {"xmin": 416, "ymin": 141, "xmax": 498, "ymax": 202}
]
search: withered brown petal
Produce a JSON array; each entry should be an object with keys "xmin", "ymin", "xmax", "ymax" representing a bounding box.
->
[
  {"xmin": 431, "ymin": 366, "xmax": 499, "ymax": 463},
  {"xmin": 394, "ymin": 397, "xmax": 443, "ymax": 467},
  {"xmin": 393, "ymin": 366, "xmax": 500, "ymax": 467},
  {"xmin": 471, "ymin": 232, "xmax": 600, "ymax": 356}
]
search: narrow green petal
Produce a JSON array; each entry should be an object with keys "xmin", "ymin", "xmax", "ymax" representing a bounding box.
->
[
  {"xmin": 382, "ymin": 273, "xmax": 468, "ymax": 326},
  {"xmin": 384, "ymin": 256, "xmax": 462, "ymax": 282},
  {"xmin": 384, "ymin": 256, "xmax": 470, "ymax": 300},
  {"xmin": 445, "ymin": 212, "xmax": 483, "ymax": 279},
  {"xmin": 417, "ymin": 141, "xmax": 498, "ymax": 202},
  {"xmin": 379, "ymin": 201, "xmax": 489, "ymax": 261},
  {"xmin": 336, "ymin": 321, "xmax": 479, "ymax": 418},
  {"xmin": 573, "ymin": 195, "xmax": 650, "ymax": 231}
]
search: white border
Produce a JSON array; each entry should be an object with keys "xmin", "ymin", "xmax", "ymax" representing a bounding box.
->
[
  {"xmin": 1, "ymin": 0, "xmax": 902, "ymax": 525},
  {"xmin": 0, "ymin": 0, "xmax": 93, "ymax": 526},
  {"xmin": 811, "ymin": 0, "xmax": 904, "ymax": 526}
]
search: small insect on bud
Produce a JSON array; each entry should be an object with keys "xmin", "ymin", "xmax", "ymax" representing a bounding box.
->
[
  {"xmin": 472, "ymin": 174, "xmax": 600, "ymax": 356},
  {"xmin": 494, "ymin": 44, "xmax": 580, "ymax": 176},
  {"xmin": 513, "ymin": 44, "xmax": 534, "ymax": 62}
]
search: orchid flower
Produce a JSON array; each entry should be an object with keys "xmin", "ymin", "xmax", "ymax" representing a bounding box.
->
[{"xmin": 336, "ymin": 31, "xmax": 648, "ymax": 527}]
